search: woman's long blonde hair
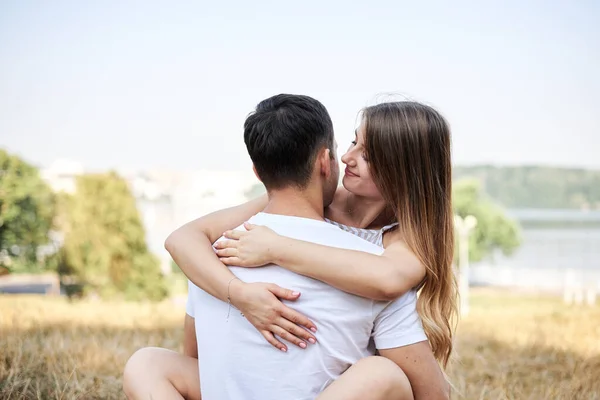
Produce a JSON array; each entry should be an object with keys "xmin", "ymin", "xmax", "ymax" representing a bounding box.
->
[{"xmin": 363, "ymin": 101, "xmax": 458, "ymax": 367}]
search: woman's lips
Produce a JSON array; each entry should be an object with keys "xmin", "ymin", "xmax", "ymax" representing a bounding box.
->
[{"xmin": 344, "ymin": 168, "xmax": 359, "ymax": 177}]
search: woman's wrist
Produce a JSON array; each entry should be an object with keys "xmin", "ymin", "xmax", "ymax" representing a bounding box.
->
[
  {"xmin": 269, "ymin": 235, "xmax": 290, "ymax": 267},
  {"xmin": 228, "ymin": 278, "xmax": 247, "ymax": 308}
]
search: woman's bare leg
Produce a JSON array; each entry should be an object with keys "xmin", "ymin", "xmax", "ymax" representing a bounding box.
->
[
  {"xmin": 123, "ymin": 347, "xmax": 201, "ymax": 400},
  {"xmin": 317, "ymin": 356, "xmax": 413, "ymax": 400}
]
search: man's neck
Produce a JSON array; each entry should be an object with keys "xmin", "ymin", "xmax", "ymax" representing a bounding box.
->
[{"xmin": 263, "ymin": 185, "xmax": 324, "ymax": 221}]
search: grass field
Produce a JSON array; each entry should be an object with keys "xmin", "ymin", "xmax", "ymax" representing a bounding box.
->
[{"xmin": 1, "ymin": 289, "xmax": 599, "ymax": 400}]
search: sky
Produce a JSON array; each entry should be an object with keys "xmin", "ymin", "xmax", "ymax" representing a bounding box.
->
[{"xmin": 1, "ymin": 0, "xmax": 599, "ymax": 172}]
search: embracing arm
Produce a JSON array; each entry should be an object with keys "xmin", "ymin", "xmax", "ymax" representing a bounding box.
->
[
  {"xmin": 165, "ymin": 194, "xmax": 318, "ymax": 350},
  {"xmin": 165, "ymin": 195, "xmax": 268, "ymax": 301},
  {"xmin": 219, "ymin": 227, "xmax": 425, "ymax": 301},
  {"xmin": 274, "ymin": 231, "xmax": 424, "ymax": 301}
]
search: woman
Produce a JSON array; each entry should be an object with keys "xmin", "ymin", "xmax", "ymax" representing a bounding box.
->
[{"xmin": 125, "ymin": 101, "xmax": 457, "ymax": 400}]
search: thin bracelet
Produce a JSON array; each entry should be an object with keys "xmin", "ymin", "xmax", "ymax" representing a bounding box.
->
[{"xmin": 226, "ymin": 277, "xmax": 244, "ymax": 321}]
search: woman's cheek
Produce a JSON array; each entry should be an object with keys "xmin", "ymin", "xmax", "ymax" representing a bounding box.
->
[{"xmin": 362, "ymin": 174, "xmax": 384, "ymax": 198}]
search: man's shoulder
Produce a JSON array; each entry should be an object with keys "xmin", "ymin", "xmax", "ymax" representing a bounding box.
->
[{"xmin": 249, "ymin": 213, "xmax": 384, "ymax": 255}]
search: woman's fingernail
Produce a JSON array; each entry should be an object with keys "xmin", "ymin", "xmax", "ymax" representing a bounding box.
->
[
  {"xmin": 308, "ymin": 338, "xmax": 316, "ymax": 344},
  {"xmin": 292, "ymin": 291, "xmax": 300, "ymax": 296},
  {"xmin": 299, "ymin": 342, "xmax": 307, "ymax": 349},
  {"xmin": 310, "ymin": 327, "xmax": 317, "ymax": 333},
  {"xmin": 280, "ymin": 347, "xmax": 287, "ymax": 352}
]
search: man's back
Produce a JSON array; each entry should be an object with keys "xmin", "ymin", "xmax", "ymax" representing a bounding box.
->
[{"xmin": 189, "ymin": 212, "xmax": 389, "ymax": 400}]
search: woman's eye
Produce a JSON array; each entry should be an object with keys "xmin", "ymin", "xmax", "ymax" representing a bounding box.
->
[{"xmin": 351, "ymin": 140, "xmax": 357, "ymax": 146}]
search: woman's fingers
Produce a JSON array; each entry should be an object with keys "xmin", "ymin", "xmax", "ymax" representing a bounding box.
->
[
  {"xmin": 267, "ymin": 284, "xmax": 301, "ymax": 301},
  {"xmin": 280, "ymin": 306, "xmax": 317, "ymax": 333},
  {"xmin": 214, "ymin": 239, "xmax": 238, "ymax": 249},
  {"xmin": 223, "ymin": 230, "xmax": 245, "ymax": 240},
  {"xmin": 267, "ymin": 285, "xmax": 317, "ymax": 332},
  {"xmin": 215, "ymin": 248, "xmax": 238, "ymax": 258},
  {"xmin": 277, "ymin": 317, "xmax": 317, "ymax": 345},
  {"xmin": 271, "ymin": 325, "xmax": 308, "ymax": 349},
  {"xmin": 219, "ymin": 257, "xmax": 242, "ymax": 266},
  {"xmin": 260, "ymin": 330, "xmax": 287, "ymax": 352}
]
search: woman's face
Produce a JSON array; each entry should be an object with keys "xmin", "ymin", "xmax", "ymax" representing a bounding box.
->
[{"xmin": 340, "ymin": 122, "xmax": 383, "ymax": 199}]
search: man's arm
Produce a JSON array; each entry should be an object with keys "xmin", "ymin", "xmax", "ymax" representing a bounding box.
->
[
  {"xmin": 379, "ymin": 342, "xmax": 449, "ymax": 400},
  {"xmin": 183, "ymin": 314, "xmax": 198, "ymax": 359}
]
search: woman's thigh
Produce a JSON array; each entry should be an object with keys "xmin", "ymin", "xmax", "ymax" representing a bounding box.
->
[
  {"xmin": 123, "ymin": 347, "xmax": 201, "ymax": 400},
  {"xmin": 317, "ymin": 356, "xmax": 413, "ymax": 400}
]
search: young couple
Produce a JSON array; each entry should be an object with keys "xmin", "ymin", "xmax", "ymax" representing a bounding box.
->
[{"xmin": 123, "ymin": 94, "xmax": 457, "ymax": 399}]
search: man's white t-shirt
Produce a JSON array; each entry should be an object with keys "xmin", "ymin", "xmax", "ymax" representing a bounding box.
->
[{"xmin": 186, "ymin": 212, "xmax": 426, "ymax": 400}]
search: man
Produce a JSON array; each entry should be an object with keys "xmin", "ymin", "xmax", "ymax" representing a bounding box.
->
[{"xmin": 124, "ymin": 94, "xmax": 448, "ymax": 399}]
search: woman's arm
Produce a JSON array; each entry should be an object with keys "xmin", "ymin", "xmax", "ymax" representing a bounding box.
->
[
  {"xmin": 165, "ymin": 195, "xmax": 318, "ymax": 351},
  {"xmin": 165, "ymin": 195, "xmax": 268, "ymax": 301},
  {"xmin": 217, "ymin": 225, "xmax": 425, "ymax": 301}
]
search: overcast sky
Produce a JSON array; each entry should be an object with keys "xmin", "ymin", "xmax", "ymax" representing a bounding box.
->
[{"xmin": 1, "ymin": 0, "xmax": 598, "ymax": 172}]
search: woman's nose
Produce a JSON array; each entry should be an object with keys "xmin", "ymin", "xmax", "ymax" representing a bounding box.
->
[{"xmin": 341, "ymin": 150, "xmax": 356, "ymax": 167}]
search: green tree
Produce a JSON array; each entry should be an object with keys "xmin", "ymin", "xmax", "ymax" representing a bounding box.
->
[
  {"xmin": 60, "ymin": 171, "xmax": 168, "ymax": 301},
  {"xmin": 453, "ymin": 179, "xmax": 521, "ymax": 262},
  {"xmin": 0, "ymin": 149, "xmax": 55, "ymax": 273}
]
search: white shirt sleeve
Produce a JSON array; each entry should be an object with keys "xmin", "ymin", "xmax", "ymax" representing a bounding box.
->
[
  {"xmin": 185, "ymin": 280, "xmax": 195, "ymax": 318},
  {"xmin": 372, "ymin": 290, "xmax": 428, "ymax": 349}
]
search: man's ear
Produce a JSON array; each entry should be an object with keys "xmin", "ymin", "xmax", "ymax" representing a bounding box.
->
[
  {"xmin": 252, "ymin": 164, "xmax": 262, "ymax": 182},
  {"xmin": 319, "ymin": 148, "xmax": 331, "ymax": 179}
]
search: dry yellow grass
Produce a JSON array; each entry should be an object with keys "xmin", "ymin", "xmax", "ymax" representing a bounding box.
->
[{"xmin": 1, "ymin": 289, "xmax": 599, "ymax": 399}]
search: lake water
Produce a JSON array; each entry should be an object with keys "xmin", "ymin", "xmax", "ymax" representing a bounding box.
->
[{"xmin": 471, "ymin": 210, "xmax": 600, "ymax": 292}]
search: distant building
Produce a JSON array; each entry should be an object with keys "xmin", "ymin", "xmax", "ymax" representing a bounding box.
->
[
  {"xmin": 130, "ymin": 169, "xmax": 260, "ymax": 274},
  {"xmin": 169, "ymin": 170, "xmax": 260, "ymax": 225},
  {"xmin": 40, "ymin": 159, "xmax": 84, "ymax": 194}
]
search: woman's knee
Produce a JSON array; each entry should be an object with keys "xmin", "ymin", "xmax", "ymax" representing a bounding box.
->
[
  {"xmin": 124, "ymin": 347, "xmax": 164, "ymax": 374},
  {"xmin": 354, "ymin": 356, "xmax": 412, "ymax": 396},
  {"xmin": 123, "ymin": 347, "xmax": 201, "ymax": 400},
  {"xmin": 123, "ymin": 347, "xmax": 166, "ymax": 394}
]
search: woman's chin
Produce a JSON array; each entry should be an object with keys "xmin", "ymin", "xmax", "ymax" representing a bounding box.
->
[
  {"xmin": 341, "ymin": 176, "xmax": 354, "ymax": 192},
  {"xmin": 342, "ymin": 178, "xmax": 363, "ymax": 196}
]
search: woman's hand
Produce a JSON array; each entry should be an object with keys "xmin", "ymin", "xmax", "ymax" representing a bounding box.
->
[
  {"xmin": 229, "ymin": 280, "xmax": 317, "ymax": 352},
  {"xmin": 215, "ymin": 223, "xmax": 282, "ymax": 267}
]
